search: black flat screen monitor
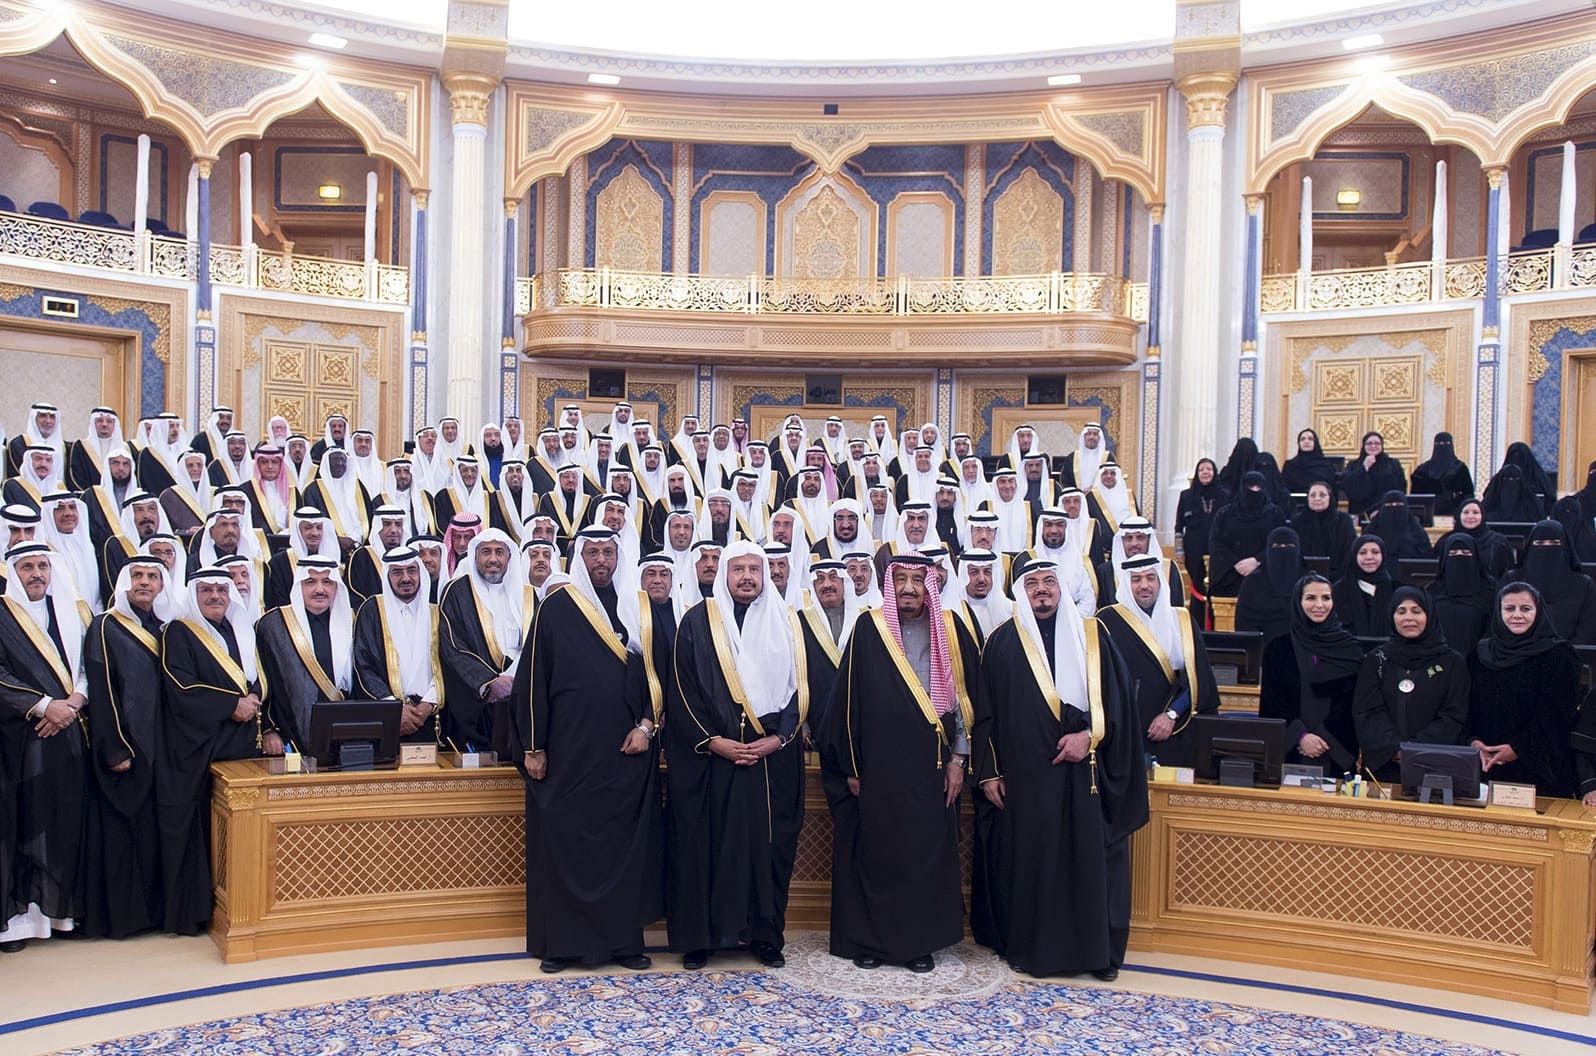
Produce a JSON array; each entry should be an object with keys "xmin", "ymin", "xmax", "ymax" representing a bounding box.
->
[
  {"xmin": 1400, "ymin": 741, "xmax": 1484, "ymax": 801},
  {"xmin": 307, "ymin": 698, "xmax": 403, "ymax": 770},
  {"xmin": 1193, "ymin": 715, "xmax": 1286, "ymax": 786}
]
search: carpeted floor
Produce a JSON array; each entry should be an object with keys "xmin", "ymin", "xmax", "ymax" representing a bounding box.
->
[{"xmin": 48, "ymin": 937, "xmax": 1517, "ymax": 1055}]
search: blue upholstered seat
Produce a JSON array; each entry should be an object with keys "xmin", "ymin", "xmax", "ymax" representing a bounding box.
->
[{"xmin": 26, "ymin": 200, "xmax": 71, "ymax": 221}]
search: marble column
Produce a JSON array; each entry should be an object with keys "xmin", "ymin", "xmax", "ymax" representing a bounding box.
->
[
  {"xmin": 1237, "ymin": 195, "xmax": 1263, "ymax": 440},
  {"xmin": 410, "ymin": 190, "xmax": 430, "ymax": 435},
  {"xmin": 1171, "ymin": 72, "xmax": 1237, "ymax": 496},
  {"xmin": 443, "ymin": 73, "xmax": 494, "ymax": 428},
  {"xmin": 501, "ymin": 198, "xmax": 520, "ymax": 422},
  {"xmin": 1475, "ymin": 168, "xmax": 1505, "ymax": 479}
]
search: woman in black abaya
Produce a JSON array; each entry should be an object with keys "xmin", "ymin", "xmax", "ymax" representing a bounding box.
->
[
  {"xmin": 1259, "ymin": 575, "xmax": 1364, "ymax": 774},
  {"xmin": 1352, "ymin": 587, "xmax": 1470, "ymax": 782}
]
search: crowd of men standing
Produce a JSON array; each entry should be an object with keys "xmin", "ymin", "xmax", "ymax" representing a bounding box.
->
[{"xmin": 1, "ymin": 400, "xmax": 1209, "ymax": 984}]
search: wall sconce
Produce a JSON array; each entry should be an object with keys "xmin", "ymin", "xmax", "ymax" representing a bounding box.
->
[
  {"xmin": 318, "ymin": 183, "xmax": 342, "ymax": 200},
  {"xmin": 1336, "ymin": 188, "xmax": 1361, "ymax": 210}
]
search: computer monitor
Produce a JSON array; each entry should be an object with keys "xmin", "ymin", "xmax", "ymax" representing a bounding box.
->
[
  {"xmin": 1405, "ymin": 494, "xmax": 1437, "ymax": 527},
  {"xmin": 1399, "ymin": 742, "xmax": 1484, "ymax": 804},
  {"xmin": 307, "ymin": 699, "xmax": 404, "ymax": 770},
  {"xmin": 1201, "ymin": 630, "xmax": 1265, "ymax": 686},
  {"xmin": 1193, "ymin": 715, "xmax": 1286, "ymax": 786}
]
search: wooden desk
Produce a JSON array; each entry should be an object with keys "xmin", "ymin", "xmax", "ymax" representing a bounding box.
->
[
  {"xmin": 1130, "ymin": 782, "xmax": 1596, "ymax": 1012},
  {"xmin": 1216, "ymin": 683, "xmax": 1260, "ymax": 713},
  {"xmin": 210, "ymin": 759, "xmax": 527, "ymax": 963}
]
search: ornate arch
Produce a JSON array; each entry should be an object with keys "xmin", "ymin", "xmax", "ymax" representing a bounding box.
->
[{"xmin": 0, "ymin": 2, "xmax": 430, "ymax": 186}]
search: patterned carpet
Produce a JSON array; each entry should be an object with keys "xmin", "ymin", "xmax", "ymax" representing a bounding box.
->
[{"xmin": 52, "ymin": 937, "xmax": 1516, "ymax": 1055}]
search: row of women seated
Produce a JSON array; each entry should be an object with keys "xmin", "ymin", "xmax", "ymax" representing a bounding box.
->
[{"xmin": 1257, "ymin": 575, "xmax": 1596, "ymax": 806}]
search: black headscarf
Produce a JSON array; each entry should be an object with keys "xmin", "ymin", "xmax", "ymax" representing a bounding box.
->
[
  {"xmin": 1332, "ymin": 533, "xmax": 1395, "ymax": 636},
  {"xmin": 1433, "ymin": 532, "xmax": 1492, "ymax": 601},
  {"xmin": 1413, "ymin": 432, "xmax": 1462, "ymax": 481},
  {"xmin": 1289, "ymin": 573, "xmax": 1366, "ymax": 684},
  {"xmin": 1480, "ymin": 463, "xmax": 1544, "ymax": 523},
  {"xmin": 1381, "ymin": 585, "xmax": 1452, "ymax": 667},
  {"xmin": 1230, "ymin": 470, "xmax": 1271, "ymax": 520},
  {"xmin": 1502, "ymin": 442, "xmax": 1558, "ymax": 505},
  {"xmin": 1217, "ymin": 438, "xmax": 1261, "ymax": 496},
  {"xmin": 1283, "ymin": 429, "xmax": 1339, "ymax": 494},
  {"xmin": 1577, "ymin": 460, "xmax": 1596, "ymax": 522},
  {"xmin": 1477, "ymin": 580, "xmax": 1565, "ymax": 670},
  {"xmin": 1552, "ymin": 495, "xmax": 1596, "ymax": 564},
  {"xmin": 1364, "ymin": 490, "xmax": 1431, "ymax": 560},
  {"xmin": 1517, "ymin": 520, "xmax": 1582, "ymax": 603},
  {"xmin": 1263, "ymin": 526, "xmax": 1305, "ymax": 597},
  {"xmin": 1253, "ymin": 452, "xmax": 1288, "ymax": 507},
  {"xmin": 1290, "ymin": 480, "xmax": 1350, "ymax": 560}
]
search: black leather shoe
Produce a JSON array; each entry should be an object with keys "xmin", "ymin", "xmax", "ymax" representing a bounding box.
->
[
  {"xmin": 538, "ymin": 957, "xmax": 572, "ymax": 974},
  {"xmin": 1092, "ymin": 966, "xmax": 1120, "ymax": 982},
  {"xmin": 752, "ymin": 943, "xmax": 785, "ymax": 968},
  {"xmin": 0, "ymin": 940, "xmax": 23, "ymax": 953},
  {"xmin": 852, "ymin": 954, "xmax": 882, "ymax": 969},
  {"xmin": 906, "ymin": 954, "xmax": 934, "ymax": 973},
  {"xmin": 682, "ymin": 949, "xmax": 709, "ymax": 970},
  {"xmin": 615, "ymin": 954, "xmax": 652, "ymax": 971}
]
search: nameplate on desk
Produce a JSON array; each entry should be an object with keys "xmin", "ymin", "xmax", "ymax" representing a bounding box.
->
[
  {"xmin": 399, "ymin": 743, "xmax": 438, "ymax": 767},
  {"xmin": 457, "ymin": 750, "xmax": 498, "ymax": 769},
  {"xmin": 1151, "ymin": 765, "xmax": 1194, "ymax": 785},
  {"xmin": 1488, "ymin": 782, "xmax": 1537, "ymax": 811}
]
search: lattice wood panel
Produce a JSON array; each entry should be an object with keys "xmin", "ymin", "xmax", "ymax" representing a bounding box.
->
[
  {"xmin": 1172, "ymin": 831, "xmax": 1536, "ymax": 947},
  {"xmin": 273, "ymin": 815, "xmax": 525, "ymax": 903}
]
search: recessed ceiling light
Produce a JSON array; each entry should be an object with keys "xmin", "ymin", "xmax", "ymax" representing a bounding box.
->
[
  {"xmin": 47, "ymin": 78, "xmax": 57, "ymax": 85},
  {"xmin": 587, "ymin": 73, "xmax": 621, "ymax": 86},
  {"xmin": 309, "ymin": 32, "xmax": 348, "ymax": 50},
  {"xmin": 1343, "ymin": 34, "xmax": 1383, "ymax": 51},
  {"xmin": 319, "ymin": 183, "xmax": 342, "ymax": 200},
  {"xmin": 1047, "ymin": 74, "xmax": 1082, "ymax": 86}
]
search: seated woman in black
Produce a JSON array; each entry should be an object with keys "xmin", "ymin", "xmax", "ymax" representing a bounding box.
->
[
  {"xmin": 1352, "ymin": 587, "xmax": 1470, "ymax": 783},
  {"xmin": 1290, "ymin": 479, "xmax": 1356, "ymax": 580},
  {"xmin": 1259, "ymin": 574, "xmax": 1363, "ymax": 774},
  {"xmin": 1234, "ymin": 527, "xmax": 1305, "ymax": 644},
  {"xmin": 1215, "ymin": 437, "xmax": 1261, "ymax": 499},
  {"xmin": 1332, "ymin": 534, "xmax": 1394, "ymax": 637},
  {"xmin": 1364, "ymin": 490, "xmax": 1432, "ymax": 562},
  {"xmin": 1467, "ymin": 581, "xmax": 1580, "ymax": 796},
  {"xmin": 1340, "ymin": 431, "xmax": 1407, "ymax": 516},
  {"xmin": 1480, "ymin": 464, "xmax": 1545, "ymax": 525},
  {"xmin": 1444, "ymin": 499, "xmax": 1515, "ymax": 580},
  {"xmin": 1515, "ymin": 520, "xmax": 1596, "ymax": 645},
  {"xmin": 1552, "ymin": 495, "xmax": 1596, "ymax": 564},
  {"xmin": 1207, "ymin": 471, "xmax": 1286, "ymax": 597},
  {"xmin": 1578, "ymin": 460, "xmax": 1596, "ymax": 523},
  {"xmin": 1427, "ymin": 532, "xmax": 1496, "ymax": 654},
  {"xmin": 1408, "ymin": 432, "xmax": 1474, "ymax": 518},
  {"xmin": 1281, "ymin": 428, "xmax": 1341, "ymax": 496},
  {"xmin": 1174, "ymin": 458, "xmax": 1228, "ymax": 598}
]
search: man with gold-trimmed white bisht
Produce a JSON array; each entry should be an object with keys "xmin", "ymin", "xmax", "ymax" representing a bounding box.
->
[
  {"xmin": 352, "ymin": 545, "xmax": 443, "ymax": 745},
  {"xmin": 0, "ymin": 542, "xmax": 91, "ymax": 952},
  {"xmin": 513, "ymin": 527, "xmax": 658, "ymax": 975},
  {"xmin": 1097, "ymin": 553, "xmax": 1218, "ymax": 769},
  {"xmin": 973, "ymin": 556, "xmax": 1147, "ymax": 981}
]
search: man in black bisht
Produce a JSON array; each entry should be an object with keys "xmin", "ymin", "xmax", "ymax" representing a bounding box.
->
[
  {"xmin": 157, "ymin": 567, "xmax": 262, "ymax": 935},
  {"xmin": 352, "ymin": 546, "xmax": 443, "ymax": 744},
  {"xmin": 0, "ymin": 543, "xmax": 90, "ymax": 952},
  {"xmin": 823, "ymin": 552, "xmax": 980, "ymax": 973},
  {"xmin": 668, "ymin": 541, "xmax": 805, "ymax": 970},
  {"xmin": 438, "ymin": 529, "xmax": 530, "ymax": 755},
  {"xmin": 255, "ymin": 556, "xmax": 354, "ymax": 756},
  {"xmin": 82, "ymin": 557, "xmax": 175, "ymax": 938},
  {"xmin": 512, "ymin": 528, "xmax": 659, "ymax": 974},
  {"xmin": 1098, "ymin": 554, "xmax": 1218, "ymax": 769},
  {"xmin": 974, "ymin": 557, "xmax": 1147, "ymax": 980}
]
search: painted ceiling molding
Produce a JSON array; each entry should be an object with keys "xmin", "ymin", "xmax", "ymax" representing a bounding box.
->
[
  {"xmin": 505, "ymin": 81, "xmax": 1169, "ymax": 203},
  {"xmin": 0, "ymin": 1, "xmax": 431, "ymax": 186},
  {"xmin": 1246, "ymin": 9, "xmax": 1596, "ymax": 193}
]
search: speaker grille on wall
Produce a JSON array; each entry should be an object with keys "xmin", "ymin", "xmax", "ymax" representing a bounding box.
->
[
  {"xmin": 41, "ymin": 296, "xmax": 79, "ymax": 319},
  {"xmin": 589, "ymin": 368, "xmax": 626, "ymax": 400}
]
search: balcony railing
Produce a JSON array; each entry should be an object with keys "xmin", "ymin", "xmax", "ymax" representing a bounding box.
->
[
  {"xmin": 518, "ymin": 268, "xmax": 1149, "ymax": 321},
  {"xmin": 1259, "ymin": 246, "xmax": 1587, "ymax": 313},
  {"xmin": 0, "ymin": 210, "xmax": 408, "ymax": 306}
]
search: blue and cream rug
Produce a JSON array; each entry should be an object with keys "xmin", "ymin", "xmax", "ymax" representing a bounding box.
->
[{"xmin": 51, "ymin": 937, "xmax": 1514, "ymax": 1055}]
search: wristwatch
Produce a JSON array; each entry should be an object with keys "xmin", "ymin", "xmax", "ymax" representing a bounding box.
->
[{"xmin": 1164, "ymin": 708, "xmax": 1180, "ymax": 722}]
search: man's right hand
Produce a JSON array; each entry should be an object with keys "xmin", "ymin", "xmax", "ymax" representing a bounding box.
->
[
  {"xmin": 486, "ymin": 674, "xmax": 515, "ymax": 702},
  {"xmin": 982, "ymin": 778, "xmax": 1006, "ymax": 809},
  {"xmin": 846, "ymin": 777, "xmax": 861, "ymax": 797},
  {"xmin": 525, "ymin": 751, "xmax": 547, "ymax": 779},
  {"xmin": 231, "ymin": 693, "xmax": 262, "ymax": 724},
  {"xmin": 708, "ymin": 737, "xmax": 750, "ymax": 764}
]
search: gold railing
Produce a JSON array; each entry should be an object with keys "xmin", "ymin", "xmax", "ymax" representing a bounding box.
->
[
  {"xmin": 1260, "ymin": 247, "xmax": 1572, "ymax": 313},
  {"xmin": 520, "ymin": 267, "xmax": 1147, "ymax": 320},
  {"xmin": 0, "ymin": 210, "xmax": 407, "ymax": 305}
]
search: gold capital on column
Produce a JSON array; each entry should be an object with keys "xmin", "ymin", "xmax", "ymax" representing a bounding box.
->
[
  {"xmin": 1149, "ymin": 204, "xmax": 1165, "ymax": 224},
  {"xmin": 413, "ymin": 190, "xmax": 430, "ymax": 209},
  {"xmin": 1178, "ymin": 73, "xmax": 1237, "ymax": 130},
  {"xmin": 504, "ymin": 199, "xmax": 519, "ymax": 219},
  {"xmin": 444, "ymin": 72, "xmax": 497, "ymax": 128},
  {"xmin": 195, "ymin": 158, "xmax": 214, "ymax": 179},
  {"xmin": 1485, "ymin": 167, "xmax": 1505, "ymax": 190},
  {"xmin": 1245, "ymin": 194, "xmax": 1262, "ymax": 216}
]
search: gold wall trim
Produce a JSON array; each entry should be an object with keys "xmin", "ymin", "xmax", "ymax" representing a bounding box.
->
[
  {"xmin": 1245, "ymin": 11, "xmax": 1596, "ymax": 194},
  {"xmin": 504, "ymin": 81, "xmax": 1169, "ymax": 203}
]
